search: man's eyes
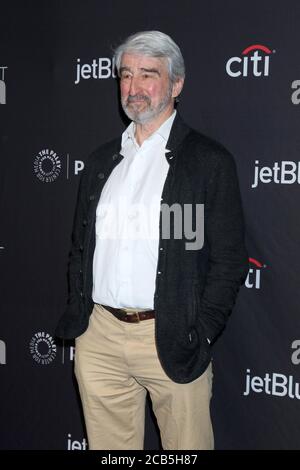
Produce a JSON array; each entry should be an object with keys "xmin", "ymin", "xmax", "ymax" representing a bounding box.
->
[
  {"xmin": 142, "ymin": 73, "xmax": 154, "ymax": 79},
  {"xmin": 120, "ymin": 73, "xmax": 155, "ymax": 80}
]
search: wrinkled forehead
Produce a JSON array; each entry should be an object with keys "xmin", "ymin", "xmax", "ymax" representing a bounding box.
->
[{"xmin": 120, "ymin": 53, "xmax": 169, "ymax": 74}]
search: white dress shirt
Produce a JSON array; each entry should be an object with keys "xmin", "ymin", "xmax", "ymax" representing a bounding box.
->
[{"xmin": 92, "ymin": 111, "xmax": 176, "ymax": 309}]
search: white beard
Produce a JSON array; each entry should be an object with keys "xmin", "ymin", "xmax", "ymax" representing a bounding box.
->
[{"xmin": 121, "ymin": 89, "xmax": 173, "ymax": 125}]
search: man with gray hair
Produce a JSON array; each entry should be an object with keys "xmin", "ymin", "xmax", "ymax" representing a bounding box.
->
[{"xmin": 56, "ymin": 31, "xmax": 248, "ymax": 450}]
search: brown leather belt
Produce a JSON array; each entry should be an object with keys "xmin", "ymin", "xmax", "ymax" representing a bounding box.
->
[{"xmin": 101, "ymin": 304, "xmax": 155, "ymax": 323}]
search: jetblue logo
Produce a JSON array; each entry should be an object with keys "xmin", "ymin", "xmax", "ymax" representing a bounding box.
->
[
  {"xmin": 243, "ymin": 369, "xmax": 300, "ymax": 399},
  {"xmin": 67, "ymin": 433, "xmax": 88, "ymax": 450},
  {"xmin": 75, "ymin": 57, "xmax": 116, "ymax": 84},
  {"xmin": 243, "ymin": 342, "xmax": 300, "ymax": 399},
  {"xmin": 252, "ymin": 160, "xmax": 300, "ymax": 188}
]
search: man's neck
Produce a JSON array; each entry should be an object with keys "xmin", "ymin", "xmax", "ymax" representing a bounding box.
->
[{"xmin": 134, "ymin": 106, "xmax": 175, "ymax": 146}]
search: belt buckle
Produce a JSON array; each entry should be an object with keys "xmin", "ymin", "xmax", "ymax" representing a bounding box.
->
[
  {"xmin": 122, "ymin": 307, "xmax": 141, "ymax": 322},
  {"xmin": 131, "ymin": 311, "xmax": 140, "ymax": 323}
]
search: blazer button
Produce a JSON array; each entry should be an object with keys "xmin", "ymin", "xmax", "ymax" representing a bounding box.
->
[
  {"xmin": 79, "ymin": 245, "xmax": 83, "ymax": 251},
  {"xmin": 82, "ymin": 219, "xmax": 88, "ymax": 226},
  {"xmin": 89, "ymin": 195, "xmax": 95, "ymax": 201},
  {"xmin": 112, "ymin": 153, "xmax": 118, "ymax": 160},
  {"xmin": 97, "ymin": 172, "xmax": 105, "ymax": 179}
]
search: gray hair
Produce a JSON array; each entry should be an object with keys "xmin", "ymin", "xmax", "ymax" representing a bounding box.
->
[{"xmin": 113, "ymin": 31, "xmax": 185, "ymax": 83}]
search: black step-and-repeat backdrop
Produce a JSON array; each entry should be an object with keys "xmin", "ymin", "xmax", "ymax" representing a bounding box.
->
[{"xmin": 1, "ymin": 1, "xmax": 300, "ymax": 450}]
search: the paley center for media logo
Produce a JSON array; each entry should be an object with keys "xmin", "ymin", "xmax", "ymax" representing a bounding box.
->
[
  {"xmin": 29, "ymin": 332, "xmax": 57, "ymax": 365},
  {"xmin": 0, "ymin": 66, "xmax": 8, "ymax": 104},
  {"xmin": 226, "ymin": 44, "xmax": 274, "ymax": 78},
  {"xmin": 34, "ymin": 149, "xmax": 62, "ymax": 183},
  {"xmin": 33, "ymin": 149, "xmax": 84, "ymax": 183},
  {"xmin": 28, "ymin": 331, "xmax": 75, "ymax": 365}
]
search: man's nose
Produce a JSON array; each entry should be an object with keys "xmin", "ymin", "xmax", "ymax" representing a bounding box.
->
[{"xmin": 129, "ymin": 76, "xmax": 140, "ymax": 96}]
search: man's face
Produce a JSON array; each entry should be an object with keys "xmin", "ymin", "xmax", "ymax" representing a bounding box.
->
[{"xmin": 119, "ymin": 53, "xmax": 182, "ymax": 125}]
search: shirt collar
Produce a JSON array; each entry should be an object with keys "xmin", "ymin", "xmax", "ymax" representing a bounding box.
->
[{"xmin": 121, "ymin": 110, "xmax": 176, "ymax": 150}]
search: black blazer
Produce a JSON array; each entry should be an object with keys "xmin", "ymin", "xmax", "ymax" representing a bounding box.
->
[{"xmin": 55, "ymin": 113, "xmax": 248, "ymax": 383}]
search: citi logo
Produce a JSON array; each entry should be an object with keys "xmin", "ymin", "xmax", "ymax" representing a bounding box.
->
[
  {"xmin": 75, "ymin": 57, "xmax": 116, "ymax": 84},
  {"xmin": 252, "ymin": 160, "xmax": 300, "ymax": 188},
  {"xmin": 245, "ymin": 257, "xmax": 266, "ymax": 290},
  {"xmin": 226, "ymin": 44, "xmax": 273, "ymax": 78},
  {"xmin": 0, "ymin": 66, "xmax": 8, "ymax": 104},
  {"xmin": 0, "ymin": 339, "xmax": 6, "ymax": 365}
]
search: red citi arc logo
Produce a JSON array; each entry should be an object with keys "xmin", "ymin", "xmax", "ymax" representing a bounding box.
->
[
  {"xmin": 245, "ymin": 257, "xmax": 266, "ymax": 289},
  {"xmin": 226, "ymin": 44, "xmax": 273, "ymax": 77}
]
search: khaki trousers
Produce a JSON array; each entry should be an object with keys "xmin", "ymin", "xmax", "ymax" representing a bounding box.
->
[{"xmin": 74, "ymin": 303, "xmax": 214, "ymax": 450}]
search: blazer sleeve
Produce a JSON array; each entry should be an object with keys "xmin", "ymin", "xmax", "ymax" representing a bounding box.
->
[
  {"xmin": 55, "ymin": 154, "xmax": 92, "ymax": 338},
  {"xmin": 198, "ymin": 148, "xmax": 249, "ymax": 343}
]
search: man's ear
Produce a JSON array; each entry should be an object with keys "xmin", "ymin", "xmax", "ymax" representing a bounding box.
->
[{"xmin": 172, "ymin": 78, "xmax": 184, "ymax": 99}]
